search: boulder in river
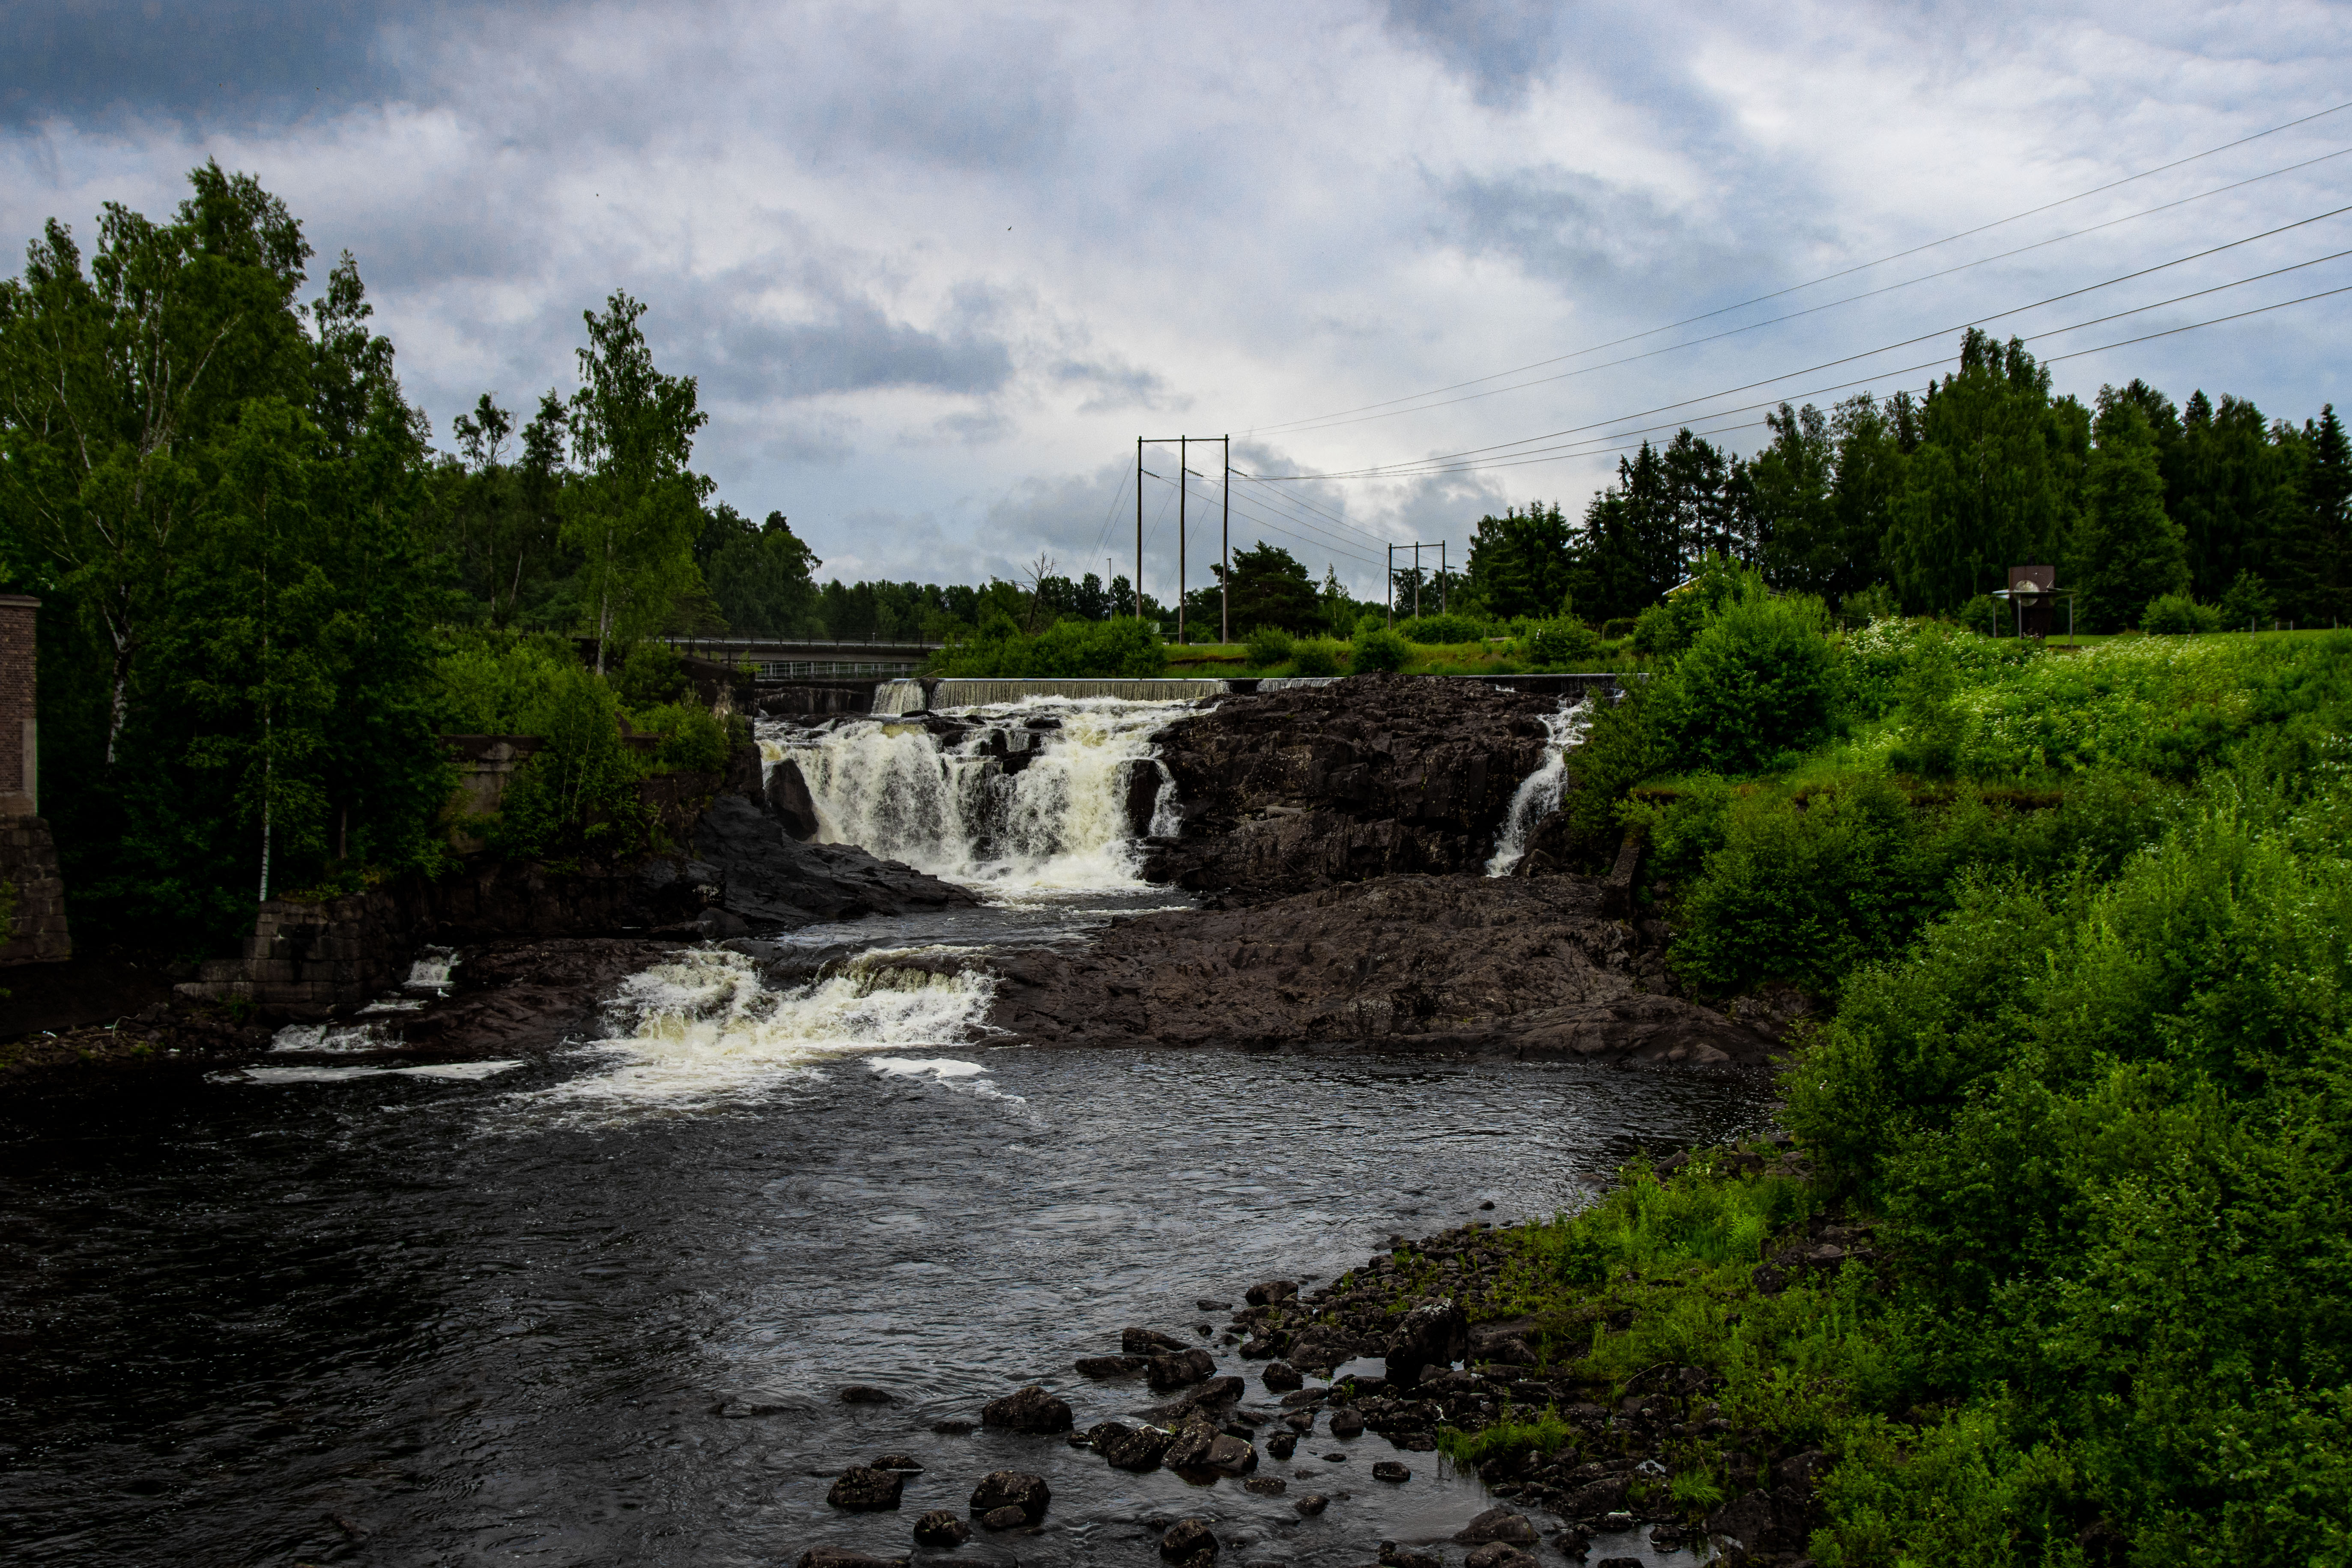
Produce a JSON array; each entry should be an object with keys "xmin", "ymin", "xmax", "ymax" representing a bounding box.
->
[
  {"xmin": 1383, "ymin": 1297, "xmax": 1467, "ymax": 1386},
  {"xmin": 765, "ymin": 758, "xmax": 821, "ymax": 840},
  {"xmin": 1146, "ymin": 1347, "xmax": 1217, "ymax": 1390},
  {"xmin": 968, "ymin": 1470, "xmax": 1050, "ymax": 1523},
  {"xmin": 1123, "ymin": 1326, "xmax": 1191, "ymax": 1355},
  {"xmin": 826, "ymin": 1465, "xmax": 904, "ymax": 1511},
  {"xmin": 1075, "ymin": 1354, "xmax": 1148, "ymax": 1377},
  {"xmin": 980, "ymin": 1385, "xmax": 1073, "ymax": 1433},
  {"xmin": 1158, "ymin": 1517, "xmax": 1219, "ymax": 1562},
  {"xmin": 1327, "ymin": 1407, "xmax": 1365, "ymax": 1438},
  {"xmin": 1372, "ymin": 1460, "xmax": 1412, "ymax": 1482},
  {"xmin": 910, "ymin": 1509, "xmax": 970, "ymax": 1548},
  {"xmin": 1245, "ymin": 1279, "xmax": 1297, "ymax": 1306},
  {"xmin": 838, "ymin": 1385, "xmax": 895, "ymax": 1404},
  {"xmin": 1292, "ymin": 1493, "xmax": 1329, "ymax": 1516},
  {"xmin": 795, "ymin": 1548, "xmax": 907, "ymax": 1568},
  {"xmin": 1455, "ymin": 1508, "xmax": 1537, "ymax": 1544},
  {"xmin": 1264, "ymin": 1432, "xmax": 1296, "ymax": 1460},
  {"xmin": 1090, "ymin": 1421, "xmax": 1172, "ymax": 1472},
  {"xmin": 1463, "ymin": 1546, "xmax": 1540, "ymax": 1568},
  {"xmin": 1203, "ymin": 1433, "xmax": 1258, "ymax": 1475}
]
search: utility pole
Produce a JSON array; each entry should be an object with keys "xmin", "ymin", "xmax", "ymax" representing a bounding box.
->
[
  {"xmin": 1221, "ymin": 435, "xmax": 1231, "ymax": 645},
  {"xmin": 1413, "ymin": 543, "xmax": 1421, "ymax": 620},
  {"xmin": 1177, "ymin": 435, "xmax": 1188, "ymax": 646},
  {"xmin": 1440, "ymin": 541, "xmax": 1447, "ymax": 615},
  {"xmin": 1386, "ymin": 544, "xmax": 1394, "ymax": 627},
  {"xmin": 1134, "ymin": 437, "xmax": 1144, "ymax": 618}
]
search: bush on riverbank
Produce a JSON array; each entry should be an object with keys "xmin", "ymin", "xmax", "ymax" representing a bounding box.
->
[{"xmin": 933, "ymin": 612, "xmax": 1168, "ymax": 678}]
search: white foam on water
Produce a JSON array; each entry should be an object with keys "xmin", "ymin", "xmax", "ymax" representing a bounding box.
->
[
  {"xmin": 868, "ymin": 1054, "xmax": 1024, "ymax": 1104},
  {"xmin": 760, "ymin": 696, "xmax": 1191, "ymax": 896},
  {"xmin": 403, "ymin": 947, "xmax": 457, "ymax": 995},
  {"xmin": 522, "ymin": 946, "xmax": 998, "ymax": 1120},
  {"xmin": 226, "ymin": 1060, "xmax": 525, "ymax": 1085},
  {"xmin": 270, "ymin": 1022, "xmax": 390, "ymax": 1053},
  {"xmin": 1485, "ymin": 700, "xmax": 1593, "ymax": 877}
]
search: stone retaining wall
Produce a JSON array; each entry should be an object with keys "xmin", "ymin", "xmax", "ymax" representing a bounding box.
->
[{"xmin": 0, "ymin": 814, "xmax": 71, "ymax": 965}]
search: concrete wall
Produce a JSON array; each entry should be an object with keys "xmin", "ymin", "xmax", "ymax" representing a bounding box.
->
[{"xmin": 0, "ymin": 594, "xmax": 37, "ymax": 815}]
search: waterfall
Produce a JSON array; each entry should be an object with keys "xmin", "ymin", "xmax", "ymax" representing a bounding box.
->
[
  {"xmin": 758, "ymin": 696, "xmax": 1197, "ymax": 893},
  {"xmin": 871, "ymin": 679, "xmax": 928, "ymax": 715},
  {"xmin": 1484, "ymin": 701, "xmax": 1592, "ymax": 877}
]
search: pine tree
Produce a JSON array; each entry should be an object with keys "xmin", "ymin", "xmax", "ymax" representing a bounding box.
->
[{"xmin": 2077, "ymin": 394, "xmax": 2191, "ymax": 631}]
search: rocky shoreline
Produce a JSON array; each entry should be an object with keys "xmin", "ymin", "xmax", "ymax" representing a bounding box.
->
[{"xmin": 791, "ymin": 1135, "xmax": 1842, "ymax": 1568}]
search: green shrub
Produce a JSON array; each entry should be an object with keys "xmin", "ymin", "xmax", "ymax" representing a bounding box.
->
[
  {"xmin": 937, "ymin": 616, "xmax": 1168, "ymax": 678},
  {"xmin": 1395, "ymin": 612, "xmax": 1489, "ymax": 645},
  {"xmin": 1352, "ymin": 626, "xmax": 1411, "ymax": 672},
  {"xmin": 635, "ymin": 702, "xmax": 730, "ymax": 774},
  {"xmin": 617, "ymin": 640, "xmax": 690, "ymax": 706},
  {"xmin": 1630, "ymin": 599, "xmax": 1701, "ymax": 657},
  {"xmin": 1243, "ymin": 625, "xmax": 1295, "ymax": 667},
  {"xmin": 1886, "ymin": 626, "xmax": 1965, "ymax": 778},
  {"xmin": 1837, "ymin": 582, "xmax": 1901, "ymax": 628},
  {"xmin": 2217, "ymin": 568, "xmax": 2275, "ymax": 630},
  {"xmin": 1519, "ymin": 617, "xmax": 1599, "ymax": 667},
  {"xmin": 1955, "ymin": 594, "xmax": 2003, "ymax": 636},
  {"xmin": 2142, "ymin": 591, "xmax": 2220, "ymax": 635},
  {"xmin": 1290, "ymin": 638, "xmax": 1343, "ymax": 676},
  {"xmin": 1647, "ymin": 586, "xmax": 1838, "ymax": 774},
  {"xmin": 487, "ymin": 666, "xmax": 652, "ymax": 863},
  {"xmin": 1601, "ymin": 617, "xmax": 1637, "ymax": 639},
  {"xmin": 427, "ymin": 630, "xmax": 580, "ymax": 734}
]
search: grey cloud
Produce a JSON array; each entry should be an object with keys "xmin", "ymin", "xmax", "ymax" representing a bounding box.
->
[
  {"xmin": 1379, "ymin": 0, "xmax": 1564, "ymax": 107},
  {"xmin": 1053, "ymin": 356, "xmax": 1178, "ymax": 415},
  {"xmin": 1439, "ymin": 163, "xmax": 1783, "ymax": 302},
  {"xmin": 688, "ymin": 287, "xmax": 1015, "ymax": 404}
]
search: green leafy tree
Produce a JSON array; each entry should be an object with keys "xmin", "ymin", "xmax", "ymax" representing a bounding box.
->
[
  {"xmin": 561, "ymin": 291, "xmax": 710, "ymax": 670},
  {"xmin": 1463, "ymin": 501, "xmax": 1576, "ymax": 620},
  {"xmin": 1646, "ymin": 569, "xmax": 1838, "ymax": 773},
  {"xmin": 2077, "ymin": 391, "xmax": 2192, "ymax": 631},
  {"xmin": 707, "ymin": 510, "xmax": 824, "ymax": 636},
  {"xmin": 1885, "ymin": 331, "xmax": 2088, "ymax": 612},
  {"xmin": 1213, "ymin": 540, "xmax": 1320, "ymax": 633}
]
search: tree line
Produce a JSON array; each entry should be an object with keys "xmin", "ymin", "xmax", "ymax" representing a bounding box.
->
[{"xmin": 1460, "ymin": 329, "xmax": 2351, "ymax": 632}]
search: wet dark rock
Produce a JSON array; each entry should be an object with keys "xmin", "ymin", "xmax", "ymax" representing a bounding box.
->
[
  {"xmin": 1772, "ymin": 1448, "xmax": 1830, "ymax": 1491},
  {"xmin": 911, "ymin": 1509, "xmax": 970, "ymax": 1548},
  {"xmin": 1197, "ymin": 1298, "xmax": 1234, "ymax": 1311},
  {"xmin": 1159, "ymin": 1517, "xmax": 1219, "ymax": 1562},
  {"xmin": 1140, "ymin": 675, "xmax": 1564, "ymax": 897},
  {"xmin": 1564, "ymin": 1476, "xmax": 1628, "ymax": 1517},
  {"xmin": 978, "ymin": 1505, "xmax": 1029, "ymax": 1531},
  {"xmin": 692, "ymin": 794, "xmax": 976, "ymax": 926},
  {"xmin": 1595, "ymin": 1558, "xmax": 1643, "ymax": 1568},
  {"xmin": 1383, "ymin": 1297, "xmax": 1468, "ymax": 1386},
  {"xmin": 1092, "ymin": 1422, "xmax": 1173, "ymax": 1472},
  {"xmin": 968, "ymin": 1470, "xmax": 1050, "ymax": 1524},
  {"xmin": 1264, "ymin": 1432, "xmax": 1297, "ymax": 1460},
  {"xmin": 1245, "ymin": 1279, "xmax": 1298, "ymax": 1306},
  {"xmin": 874, "ymin": 1454, "xmax": 922, "ymax": 1471},
  {"xmin": 980, "ymin": 1385, "xmax": 1073, "ymax": 1433},
  {"xmin": 1293, "ymin": 1494, "xmax": 1329, "ymax": 1517},
  {"xmin": 1076, "ymin": 1354, "xmax": 1148, "ymax": 1377},
  {"xmin": 1125, "ymin": 1326, "xmax": 1192, "ymax": 1355},
  {"xmin": 1463, "ymin": 1546, "xmax": 1538, "ymax": 1568},
  {"xmin": 1283, "ymin": 1410, "xmax": 1315, "ymax": 1433},
  {"xmin": 981, "ymin": 872, "xmax": 1771, "ymax": 1069},
  {"xmin": 765, "ymin": 758, "xmax": 821, "ymax": 840},
  {"xmin": 827, "ymin": 1465, "xmax": 904, "ymax": 1511},
  {"xmin": 1455, "ymin": 1508, "xmax": 1537, "ymax": 1544},
  {"xmin": 1242, "ymin": 1475, "xmax": 1286, "ymax": 1496},
  {"xmin": 929, "ymin": 1420, "xmax": 974, "ymax": 1435},
  {"xmin": 1147, "ymin": 1348, "xmax": 1218, "ymax": 1390},
  {"xmin": 794, "ymin": 1548, "xmax": 907, "ymax": 1568},
  {"xmin": 1121, "ymin": 759, "xmax": 1169, "ymax": 839},
  {"xmin": 1380, "ymin": 1543, "xmax": 1439, "ymax": 1568},
  {"xmin": 1162, "ymin": 1416, "xmax": 1220, "ymax": 1471},
  {"xmin": 839, "ymin": 1385, "xmax": 895, "ymax": 1404},
  {"xmin": 1204, "ymin": 1434, "xmax": 1258, "ymax": 1474},
  {"xmin": 1372, "ymin": 1461, "xmax": 1411, "ymax": 1482},
  {"xmin": 1327, "ymin": 1408, "xmax": 1365, "ymax": 1438}
]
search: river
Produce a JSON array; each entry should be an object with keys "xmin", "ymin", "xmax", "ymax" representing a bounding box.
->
[{"xmin": 1, "ymin": 698, "xmax": 1765, "ymax": 1566}]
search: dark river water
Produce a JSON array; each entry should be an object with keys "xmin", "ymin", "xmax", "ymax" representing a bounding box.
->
[{"xmin": 3, "ymin": 888, "xmax": 1767, "ymax": 1567}]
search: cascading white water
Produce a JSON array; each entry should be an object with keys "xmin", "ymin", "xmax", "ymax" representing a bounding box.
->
[
  {"xmin": 759, "ymin": 697, "xmax": 1192, "ymax": 894},
  {"xmin": 527, "ymin": 946, "xmax": 999, "ymax": 1117},
  {"xmin": 1484, "ymin": 701, "xmax": 1592, "ymax": 876}
]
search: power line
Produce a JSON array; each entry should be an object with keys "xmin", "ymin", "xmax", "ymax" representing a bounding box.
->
[
  {"xmin": 1246, "ymin": 98, "xmax": 2352, "ymax": 435},
  {"xmin": 1251, "ymin": 212, "xmax": 2352, "ymax": 482},
  {"xmin": 1280, "ymin": 277, "xmax": 2352, "ymax": 487},
  {"xmin": 1264, "ymin": 145, "xmax": 2352, "ymax": 439}
]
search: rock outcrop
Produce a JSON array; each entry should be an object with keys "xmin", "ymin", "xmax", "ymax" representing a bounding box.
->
[
  {"xmin": 1140, "ymin": 674, "xmax": 1564, "ymax": 899},
  {"xmin": 974, "ymin": 872, "xmax": 1772, "ymax": 1070},
  {"xmin": 692, "ymin": 794, "xmax": 973, "ymax": 928}
]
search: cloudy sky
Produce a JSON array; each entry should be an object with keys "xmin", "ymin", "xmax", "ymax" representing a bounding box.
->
[{"xmin": 5, "ymin": 0, "xmax": 2348, "ymax": 597}]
